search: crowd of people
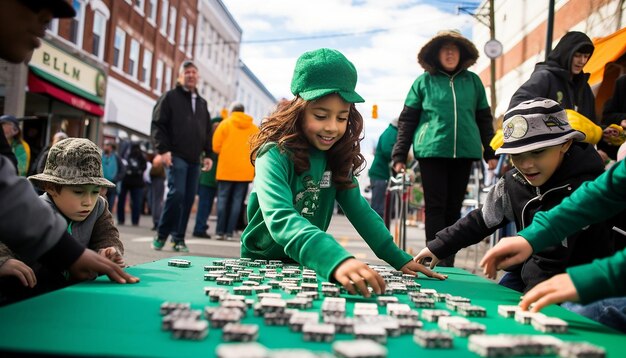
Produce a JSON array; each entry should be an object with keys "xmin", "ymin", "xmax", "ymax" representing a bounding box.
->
[{"xmin": 0, "ymin": 0, "xmax": 625, "ymax": 336}]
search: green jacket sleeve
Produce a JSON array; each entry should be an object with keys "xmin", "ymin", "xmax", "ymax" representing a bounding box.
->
[
  {"xmin": 254, "ymin": 148, "xmax": 353, "ymax": 281},
  {"xmin": 518, "ymin": 160, "xmax": 626, "ymax": 303},
  {"xmin": 336, "ymin": 180, "xmax": 412, "ymax": 270}
]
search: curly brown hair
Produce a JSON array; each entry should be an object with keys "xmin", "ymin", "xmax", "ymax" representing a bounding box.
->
[{"xmin": 250, "ymin": 96, "xmax": 366, "ymax": 190}]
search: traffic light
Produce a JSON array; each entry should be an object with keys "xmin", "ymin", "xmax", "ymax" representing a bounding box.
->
[{"xmin": 372, "ymin": 104, "xmax": 378, "ymax": 119}]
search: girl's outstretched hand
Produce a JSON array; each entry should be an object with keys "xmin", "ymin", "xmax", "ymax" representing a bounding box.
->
[
  {"xmin": 333, "ymin": 258, "xmax": 386, "ymax": 298},
  {"xmin": 519, "ymin": 273, "xmax": 579, "ymax": 312},
  {"xmin": 401, "ymin": 260, "xmax": 447, "ymax": 280}
]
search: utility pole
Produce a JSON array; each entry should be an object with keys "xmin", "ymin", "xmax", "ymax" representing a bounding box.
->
[
  {"xmin": 489, "ymin": 0, "xmax": 497, "ymax": 118},
  {"xmin": 546, "ymin": 0, "xmax": 555, "ymax": 60}
]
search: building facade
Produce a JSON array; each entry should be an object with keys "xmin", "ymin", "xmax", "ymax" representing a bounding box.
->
[
  {"xmin": 235, "ymin": 60, "xmax": 276, "ymax": 124},
  {"xmin": 472, "ymin": 0, "xmax": 626, "ymax": 117}
]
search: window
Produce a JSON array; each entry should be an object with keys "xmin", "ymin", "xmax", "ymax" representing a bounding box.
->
[
  {"xmin": 159, "ymin": 0, "xmax": 168, "ymax": 34},
  {"xmin": 155, "ymin": 60, "xmax": 164, "ymax": 92},
  {"xmin": 186, "ymin": 25, "xmax": 194, "ymax": 56},
  {"xmin": 147, "ymin": 0, "xmax": 157, "ymax": 23},
  {"xmin": 164, "ymin": 66, "xmax": 172, "ymax": 91},
  {"xmin": 179, "ymin": 17, "xmax": 187, "ymax": 51},
  {"xmin": 46, "ymin": 19, "xmax": 59, "ymax": 34},
  {"xmin": 168, "ymin": 6, "xmax": 176, "ymax": 42},
  {"xmin": 92, "ymin": 11, "xmax": 107, "ymax": 59},
  {"xmin": 142, "ymin": 49, "xmax": 153, "ymax": 86},
  {"xmin": 69, "ymin": 0, "xmax": 85, "ymax": 46},
  {"xmin": 129, "ymin": 39, "xmax": 140, "ymax": 78},
  {"xmin": 134, "ymin": 0, "xmax": 145, "ymax": 13},
  {"xmin": 113, "ymin": 28, "xmax": 126, "ymax": 69}
]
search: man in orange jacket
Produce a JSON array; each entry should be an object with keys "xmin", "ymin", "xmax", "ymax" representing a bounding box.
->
[{"xmin": 212, "ymin": 102, "xmax": 259, "ymax": 240}]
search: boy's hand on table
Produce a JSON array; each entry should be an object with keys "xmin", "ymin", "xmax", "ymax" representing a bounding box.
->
[
  {"xmin": 0, "ymin": 258, "xmax": 36, "ymax": 287},
  {"xmin": 480, "ymin": 236, "xmax": 533, "ymax": 279},
  {"xmin": 69, "ymin": 249, "xmax": 139, "ymax": 284},
  {"xmin": 401, "ymin": 259, "xmax": 447, "ymax": 280},
  {"xmin": 98, "ymin": 247, "xmax": 126, "ymax": 267},
  {"xmin": 413, "ymin": 247, "xmax": 440, "ymax": 269},
  {"xmin": 333, "ymin": 258, "xmax": 385, "ymax": 298},
  {"xmin": 520, "ymin": 273, "xmax": 579, "ymax": 312}
]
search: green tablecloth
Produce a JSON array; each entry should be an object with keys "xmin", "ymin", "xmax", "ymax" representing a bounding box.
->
[{"xmin": 0, "ymin": 256, "xmax": 622, "ymax": 357}]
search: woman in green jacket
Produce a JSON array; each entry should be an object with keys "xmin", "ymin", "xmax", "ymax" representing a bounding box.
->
[{"xmin": 392, "ymin": 30, "xmax": 497, "ymax": 266}]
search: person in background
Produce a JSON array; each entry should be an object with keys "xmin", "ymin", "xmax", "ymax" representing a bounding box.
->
[
  {"xmin": 101, "ymin": 140, "xmax": 125, "ymax": 209},
  {"xmin": 392, "ymin": 29, "xmax": 497, "ymax": 267},
  {"xmin": 193, "ymin": 116, "xmax": 222, "ymax": 238},
  {"xmin": 0, "ymin": 0, "xmax": 137, "ymax": 285},
  {"xmin": 368, "ymin": 118, "xmax": 398, "ymax": 218},
  {"xmin": 242, "ymin": 48, "xmax": 446, "ymax": 297},
  {"xmin": 1, "ymin": 115, "xmax": 30, "ymax": 176},
  {"xmin": 212, "ymin": 103, "xmax": 259, "ymax": 241},
  {"xmin": 148, "ymin": 152, "xmax": 166, "ymax": 231},
  {"xmin": 601, "ymin": 74, "xmax": 626, "ymax": 160},
  {"xmin": 30, "ymin": 131, "xmax": 68, "ymax": 176},
  {"xmin": 117, "ymin": 142, "xmax": 147, "ymax": 226},
  {"xmin": 151, "ymin": 60, "xmax": 213, "ymax": 252}
]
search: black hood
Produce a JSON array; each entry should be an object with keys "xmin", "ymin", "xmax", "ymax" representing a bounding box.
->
[{"xmin": 546, "ymin": 31, "xmax": 594, "ymax": 73}]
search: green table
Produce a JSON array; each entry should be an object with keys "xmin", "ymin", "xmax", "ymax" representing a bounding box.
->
[{"xmin": 0, "ymin": 256, "xmax": 622, "ymax": 357}]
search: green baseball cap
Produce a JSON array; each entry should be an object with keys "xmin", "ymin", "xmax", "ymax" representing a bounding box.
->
[{"xmin": 290, "ymin": 48, "xmax": 364, "ymax": 103}]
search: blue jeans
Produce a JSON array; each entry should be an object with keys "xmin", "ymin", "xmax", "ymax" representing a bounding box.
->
[
  {"xmin": 216, "ymin": 181, "xmax": 249, "ymax": 236},
  {"xmin": 117, "ymin": 183, "xmax": 144, "ymax": 225},
  {"xmin": 370, "ymin": 179, "xmax": 388, "ymax": 218},
  {"xmin": 150, "ymin": 176, "xmax": 165, "ymax": 228},
  {"xmin": 562, "ymin": 298, "xmax": 626, "ymax": 333},
  {"xmin": 105, "ymin": 186, "xmax": 118, "ymax": 212},
  {"xmin": 498, "ymin": 271, "xmax": 525, "ymax": 292},
  {"xmin": 193, "ymin": 184, "xmax": 217, "ymax": 234},
  {"xmin": 157, "ymin": 156, "xmax": 200, "ymax": 243}
]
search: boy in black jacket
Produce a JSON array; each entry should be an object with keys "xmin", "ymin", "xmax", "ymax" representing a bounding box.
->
[{"xmin": 414, "ymin": 98, "xmax": 615, "ymax": 292}]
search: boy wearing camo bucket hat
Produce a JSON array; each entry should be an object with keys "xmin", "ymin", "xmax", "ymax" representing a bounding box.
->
[
  {"xmin": 0, "ymin": 138, "xmax": 126, "ymax": 301},
  {"xmin": 414, "ymin": 98, "xmax": 615, "ymax": 293},
  {"xmin": 27, "ymin": 138, "xmax": 125, "ymax": 268}
]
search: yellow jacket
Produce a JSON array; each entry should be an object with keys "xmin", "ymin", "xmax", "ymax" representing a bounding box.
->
[{"xmin": 212, "ymin": 111, "xmax": 259, "ymax": 182}]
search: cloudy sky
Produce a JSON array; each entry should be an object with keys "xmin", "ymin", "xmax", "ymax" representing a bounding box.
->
[{"xmin": 221, "ymin": 0, "xmax": 482, "ymax": 154}]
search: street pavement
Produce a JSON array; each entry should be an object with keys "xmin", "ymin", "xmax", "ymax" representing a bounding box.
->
[{"xmin": 117, "ymin": 211, "xmax": 493, "ymax": 279}]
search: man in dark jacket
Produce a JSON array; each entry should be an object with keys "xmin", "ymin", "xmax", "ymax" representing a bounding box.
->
[
  {"xmin": 151, "ymin": 60, "xmax": 212, "ymax": 252},
  {"xmin": 0, "ymin": 0, "xmax": 138, "ymax": 288}
]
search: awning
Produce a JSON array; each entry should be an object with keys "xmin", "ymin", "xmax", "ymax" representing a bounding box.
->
[
  {"xmin": 586, "ymin": 26, "xmax": 626, "ymax": 87},
  {"xmin": 27, "ymin": 72, "xmax": 105, "ymax": 116}
]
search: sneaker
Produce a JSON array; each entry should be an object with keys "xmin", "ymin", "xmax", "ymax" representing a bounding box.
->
[
  {"xmin": 225, "ymin": 236, "xmax": 233, "ymax": 241},
  {"xmin": 215, "ymin": 234, "xmax": 225, "ymax": 241},
  {"xmin": 192, "ymin": 232, "xmax": 211, "ymax": 239},
  {"xmin": 172, "ymin": 242, "xmax": 189, "ymax": 252},
  {"xmin": 151, "ymin": 236, "xmax": 166, "ymax": 250}
]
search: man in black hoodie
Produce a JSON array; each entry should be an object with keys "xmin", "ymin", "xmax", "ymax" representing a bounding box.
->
[
  {"xmin": 508, "ymin": 31, "xmax": 617, "ymax": 161},
  {"xmin": 151, "ymin": 61, "xmax": 213, "ymax": 252}
]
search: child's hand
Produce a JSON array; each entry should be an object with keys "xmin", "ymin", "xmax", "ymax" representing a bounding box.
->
[
  {"xmin": 413, "ymin": 247, "xmax": 440, "ymax": 269},
  {"xmin": 480, "ymin": 236, "xmax": 533, "ymax": 279},
  {"xmin": 333, "ymin": 258, "xmax": 385, "ymax": 297},
  {"xmin": 0, "ymin": 259, "xmax": 37, "ymax": 288},
  {"xmin": 69, "ymin": 249, "xmax": 139, "ymax": 283},
  {"xmin": 401, "ymin": 260, "xmax": 447, "ymax": 280},
  {"xmin": 519, "ymin": 273, "xmax": 579, "ymax": 312},
  {"xmin": 98, "ymin": 247, "xmax": 126, "ymax": 267}
]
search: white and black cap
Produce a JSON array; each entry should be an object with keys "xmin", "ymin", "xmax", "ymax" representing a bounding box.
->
[{"xmin": 496, "ymin": 98, "xmax": 585, "ymax": 155}]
